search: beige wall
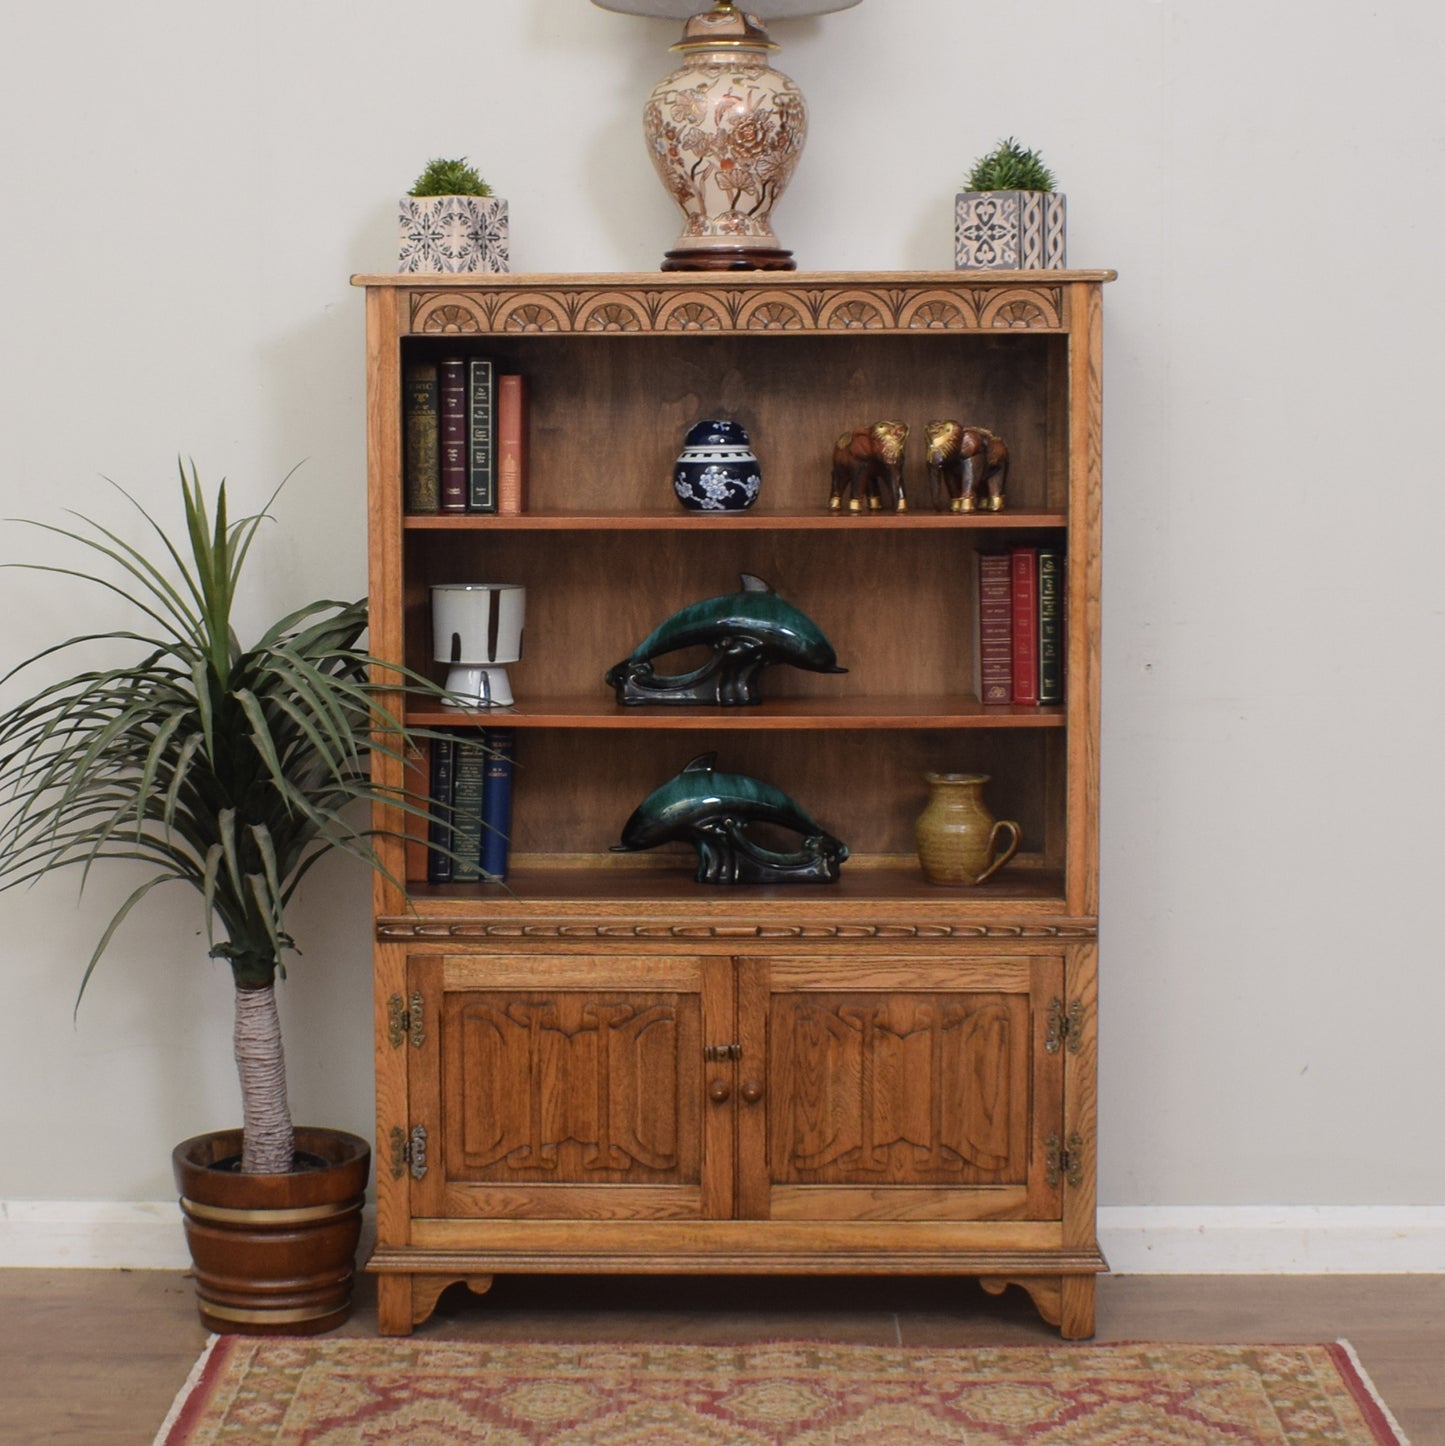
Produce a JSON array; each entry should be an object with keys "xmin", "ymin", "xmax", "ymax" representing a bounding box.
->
[{"xmin": 0, "ymin": 0, "xmax": 1441, "ymax": 1210}]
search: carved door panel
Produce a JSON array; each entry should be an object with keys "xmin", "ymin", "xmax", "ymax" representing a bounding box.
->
[
  {"xmin": 409, "ymin": 954, "xmax": 733, "ymax": 1221},
  {"xmin": 735, "ymin": 956, "xmax": 1064, "ymax": 1222}
]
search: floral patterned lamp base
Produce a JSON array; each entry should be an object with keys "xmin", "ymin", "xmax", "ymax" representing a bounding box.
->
[{"xmin": 645, "ymin": 5, "xmax": 807, "ymax": 272}]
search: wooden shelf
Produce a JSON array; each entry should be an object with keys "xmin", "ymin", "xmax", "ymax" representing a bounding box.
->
[
  {"xmin": 405, "ymin": 696, "xmax": 1067, "ymax": 730},
  {"xmin": 404, "ymin": 509, "xmax": 1068, "ymax": 532},
  {"xmin": 397, "ymin": 859, "xmax": 1069, "ymax": 913}
]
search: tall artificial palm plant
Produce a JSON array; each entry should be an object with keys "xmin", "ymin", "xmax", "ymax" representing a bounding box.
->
[{"xmin": 0, "ymin": 465, "xmax": 429, "ymax": 1174}]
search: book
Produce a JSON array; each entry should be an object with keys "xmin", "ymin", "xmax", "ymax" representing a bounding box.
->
[
  {"xmin": 467, "ymin": 357, "xmax": 497, "ymax": 513},
  {"xmin": 497, "ymin": 374, "xmax": 529, "ymax": 515},
  {"xmin": 1009, "ymin": 546, "xmax": 1039, "ymax": 705},
  {"xmin": 403, "ymin": 360, "xmax": 440, "ymax": 513},
  {"xmin": 479, "ymin": 727, "xmax": 515, "ymax": 882},
  {"xmin": 1037, "ymin": 548, "xmax": 1064, "ymax": 705},
  {"xmin": 438, "ymin": 356, "xmax": 468, "ymax": 513},
  {"xmin": 977, "ymin": 552, "xmax": 1013, "ymax": 704},
  {"xmin": 425, "ymin": 733, "xmax": 456, "ymax": 883},
  {"xmin": 448, "ymin": 733, "xmax": 488, "ymax": 882}
]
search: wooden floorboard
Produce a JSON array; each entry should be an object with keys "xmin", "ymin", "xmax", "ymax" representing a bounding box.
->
[{"xmin": 0, "ymin": 1270, "xmax": 1439, "ymax": 1444}]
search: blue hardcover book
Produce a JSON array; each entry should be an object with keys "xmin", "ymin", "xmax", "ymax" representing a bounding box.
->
[
  {"xmin": 480, "ymin": 728, "xmax": 515, "ymax": 882},
  {"xmin": 425, "ymin": 734, "xmax": 456, "ymax": 884}
]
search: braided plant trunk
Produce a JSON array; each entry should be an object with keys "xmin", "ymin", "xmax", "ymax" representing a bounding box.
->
[{"xmin": 234, "ymin": 983, "xmax": 295, "ymax": 1174}]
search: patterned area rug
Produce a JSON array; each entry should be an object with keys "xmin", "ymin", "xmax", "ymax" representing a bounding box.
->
[{"xmin": 155, "ymin": 1337, "xmax": 1408, "ymax": 1445}]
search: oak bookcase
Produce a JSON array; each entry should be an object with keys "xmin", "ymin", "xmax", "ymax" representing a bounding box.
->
[{"xmin": 353, "ymin": 269, "xmax": 1113, "ymax": 1337}]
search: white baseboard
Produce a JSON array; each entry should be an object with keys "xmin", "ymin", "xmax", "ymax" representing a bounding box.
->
[
  {"xmin": 2, "ymin": 1201, "xmax": 1443, "ymax": 1273},
  {"xmin": 0, "ymin": 1200, "xmax": 190, "ymax": 1269},
  {"xmin": 1098, "ymin": 1206, "xmax": 1445, "ymax": 1274}
]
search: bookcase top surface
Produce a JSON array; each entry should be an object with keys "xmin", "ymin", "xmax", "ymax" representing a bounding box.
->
[{"xmin": 351, "ymin": 268, "xmax": 1118, "ymax": 289}]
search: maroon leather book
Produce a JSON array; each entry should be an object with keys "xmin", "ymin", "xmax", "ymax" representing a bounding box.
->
[
  {"xmin": 1010, "ymin": 546, "xmax": 1039, "ymax": 705},
  {"xmin": 438, "ymin": 356, "xmax": 468, "ymax": 513},
  {"xmin": 978, "ymin": 553, "xmax": 1013, "ymax": 704}
]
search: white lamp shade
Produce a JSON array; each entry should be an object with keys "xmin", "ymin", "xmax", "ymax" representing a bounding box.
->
[
  {"xmin": 592, "ymin": 0, "xmax": 861, "ymax": 17},
  {"xmin": 432, "ymin": 584, "xmax": 526, "ymax": 665}
]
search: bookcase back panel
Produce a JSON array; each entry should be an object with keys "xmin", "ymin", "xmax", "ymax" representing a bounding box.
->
[
  {"xmin": 402, "ymin": 333, "xmax": 1069, "ymax": 515},
  {"xmin": 501, "ymin": 727, "xmax": 1063, "ymax": 863},
  {"xmin": 405, "ymin": 528, "xmax": 1066, "ymax": 702}
]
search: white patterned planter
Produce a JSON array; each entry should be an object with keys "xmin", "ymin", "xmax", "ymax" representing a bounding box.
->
[
  {"xmin": 398, "ymin": 195, "xmax": 509, "ymax": 274},
  {"xmin": 955, "ymin": 191, "xmax": 1066, "ymax": 270}
]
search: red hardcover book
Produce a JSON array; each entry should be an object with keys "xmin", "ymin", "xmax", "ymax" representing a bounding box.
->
[
  {"xmin": 1010, "ymin": 546, "xmax": 1039, "ymax": 705},
  {"xmin": 497, "ymin": 374, "xmax": 529, "ymax": 515},
  {"xmin": 977, "ymin": 553, "xmax": 1013, "ymax": 704},
  {"xmin": 438, "ymin": 356, "xmax": 468, "ymax": 513}
]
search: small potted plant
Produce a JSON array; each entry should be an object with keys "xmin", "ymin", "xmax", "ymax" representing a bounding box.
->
[
  {"xmin": 955, "ymin": 137, "xmax": 1066, "ymax": 270},
  {"xmin": 0, "ymin": 465, "xmax": 456, "ymax": 1333},
  {"xmin": 398, "ymin": 156, "xmax": 509, "ymax": 274}
]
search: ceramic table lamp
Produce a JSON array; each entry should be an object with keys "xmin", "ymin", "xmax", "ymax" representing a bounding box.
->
[
  {"xmin": 591, "ymin": 0, "xmax": 863, "ymax": 271},
  {"xmin": 431, "ymin": 583, "xmax": 526, "ymax": 707}
]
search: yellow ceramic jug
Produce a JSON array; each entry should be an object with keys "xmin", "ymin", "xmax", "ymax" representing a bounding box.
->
[{"xmin": 914, "ymin": 772, "xmax": 1021, "ymax": 886}]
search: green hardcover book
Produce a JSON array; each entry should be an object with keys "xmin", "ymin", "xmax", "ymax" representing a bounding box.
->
[
  {"xmin": 467, "ymin": 358, "xmax": 496, "ymax": 513},
  {"xmin": 1038, "ymin": 548, "xmax": 1064, "ymax": 705},
  {"xmin": 403, "ymin": 360, "xmax": 440, "ymax": 513},
  {"xmin": 448, "ymin": 733, "xmax": 487, "ymax": 882}
]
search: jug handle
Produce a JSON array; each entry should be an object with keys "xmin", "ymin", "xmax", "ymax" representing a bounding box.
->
[{"xmin": 973, "ymin": 820, "xmax": 1022, "ymax": 884}]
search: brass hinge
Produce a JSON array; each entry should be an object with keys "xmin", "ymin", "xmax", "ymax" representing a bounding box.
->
[
  {"xmin": 1045, "ymin": 1131, "xmax": 1085, "ymax": 1189},
  {"xmin": 389, "ymin": 1123, "xmax": 429, "ymax": 1180},
  {"xmin": 1044, "ymin": 997, "xmax": 1084, "ymax": 1054},
  {"xmin": 704, "ymin": 1043, "xmax": 743, "ymax": 1062},
  {"xmin": 388, "ymin": 991, "xmax": 426, "ymax": 1049}
]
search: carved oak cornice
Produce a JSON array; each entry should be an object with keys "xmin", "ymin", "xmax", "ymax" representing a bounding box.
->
[{"xmin": 408, "ymin": 282, "xmax": 1068, "ymax": 337}]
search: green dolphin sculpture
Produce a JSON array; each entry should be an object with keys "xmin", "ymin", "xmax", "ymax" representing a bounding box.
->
[
  {"xmin": 606, "ymin": 575, "xmax": 846, "ymax": 706},
  {"xmin": 614, "ymin": 753, "xmax": 848, "ymax": 885}
]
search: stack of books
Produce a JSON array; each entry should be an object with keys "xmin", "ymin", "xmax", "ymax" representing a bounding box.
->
[
  {"xmin": 425, "ymin": 727, "xmax": 515, "ymax": 884},
  {"xmin": 404, "ymin": 357, "xmax": 528, "ymax": 515},
  {"xmin": 977, "ymin": 546, "xmax": 1065, "ymax": 706}
]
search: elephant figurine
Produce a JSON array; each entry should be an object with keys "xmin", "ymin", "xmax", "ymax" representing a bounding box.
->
[
  {"xmin": 924, "ymin": 421, "xmax": 1010, "ymax": 513},
  {"xmin": 828, "ymin": 420, "xmax": 909, "ymax": 514}
]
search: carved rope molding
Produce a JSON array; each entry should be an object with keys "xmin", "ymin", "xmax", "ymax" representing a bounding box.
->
[
  {"xmin": 408, "ymin": 284, "xmax": 1068, "ymax": 336},
  {"xmin": 377, "ymin": 921, "xmax": 1098, "ymax": 941}
]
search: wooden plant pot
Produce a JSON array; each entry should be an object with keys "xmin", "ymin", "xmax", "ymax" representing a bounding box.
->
[
  {"xmin": 172, "ymin": 1127, "xmax": 370, "ymax": 1335},
  {"xmin": 955, "ymin": 191, "xmax": 1067, "ymax": 269},
  {"xmin": 398, "ymin": 195, "xmax": 509, "ymax": 273}
]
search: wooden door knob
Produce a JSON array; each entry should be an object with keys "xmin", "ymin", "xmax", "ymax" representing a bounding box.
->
[
  {"xmin": 740, "ymin": 1078, "xmax": 765, "ymax": 1105},
  {"xmin": 707, "ymin": 1078, "xmax": 731, "ymax": 1103}
]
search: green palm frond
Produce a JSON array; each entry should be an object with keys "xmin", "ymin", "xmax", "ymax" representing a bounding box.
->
[{"xmin": 0, "ymin": 460, "xmax": 454, "ymax": 996}]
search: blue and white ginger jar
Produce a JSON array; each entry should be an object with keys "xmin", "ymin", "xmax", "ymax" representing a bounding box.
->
[{"xmin": 673, "ymin": 419, "xmax": 762, "ymax": 512}]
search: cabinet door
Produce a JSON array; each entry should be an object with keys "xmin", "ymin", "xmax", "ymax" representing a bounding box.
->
[
  {"xmin": 735, "ymin": 956, "xmax": 1064, "ymax": 1222},
  {"xmin": 408, "ymin": 954, "xmax": 734, "ymax": 1221}
]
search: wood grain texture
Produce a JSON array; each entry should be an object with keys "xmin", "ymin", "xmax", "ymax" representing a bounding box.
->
[{"xmin": 1066, "ymin": 281, "xmax": 1104, "ymax": 919}]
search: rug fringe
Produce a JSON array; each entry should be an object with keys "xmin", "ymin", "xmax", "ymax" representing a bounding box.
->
[
  {"xmin": 152, "ymin": 1333, "xmax": 221, "ymax": 1446},
  {"xmin": 1334, "ymin": 1338, "xmax": 1412, "ymax": 1446}
]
